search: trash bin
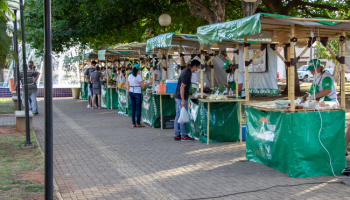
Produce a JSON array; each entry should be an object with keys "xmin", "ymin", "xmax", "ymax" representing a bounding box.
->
[
  {"xmin": 72, "ymin": 88, "xmax": 81, "ymax": 99},
  {"xmin": 9, "ymin": 78, "xmax": 15, "ymax": 92}
]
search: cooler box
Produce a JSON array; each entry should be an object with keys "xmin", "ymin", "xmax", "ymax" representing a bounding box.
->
[{"xmin": 165, "ymin": 80, "xmax": 177, "ymax": 94}]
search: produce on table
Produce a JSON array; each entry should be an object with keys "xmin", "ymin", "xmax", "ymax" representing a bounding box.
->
[
  {"xmin": 203, "ymin": 87, "xmax": 213, "ymax": 94},
  {"xmin": 189, "ymin": 88, "xmax": 197, "ymax": 95},
  {"xmin": 208, "ymin": 94, "xmax": 228, "ymax": 100},
  {"xmin": 218, "ymin": 84, "xmax": 226, "ymax": 94}
]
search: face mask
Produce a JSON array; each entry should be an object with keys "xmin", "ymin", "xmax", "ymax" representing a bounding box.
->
[
  {"xmin": 122, "ymin": 70, "xmax": 125, "ymax": 73},
  {"xmin": 225, "ymin": 69, "xmax": 232, "ymax": 73}
]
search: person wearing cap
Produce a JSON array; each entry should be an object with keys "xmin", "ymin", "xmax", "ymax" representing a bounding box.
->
[
  {"xmin": 150, "ymin": 61, "xmax": 161, "ymax": 86},
  {"xmin": 112, "ymin": 67, "xmax": 118, "ymax": 82},
  {"xmin": 302, "ymin": 59, "xmax": 337, "ymax": 102},
  {"xmin": 127, "ymin": 64, "xmax": 153, "ymax": 128},
  {"xmin": 222, "ymin": 60, "xmax": 245, "ymax": 98}
]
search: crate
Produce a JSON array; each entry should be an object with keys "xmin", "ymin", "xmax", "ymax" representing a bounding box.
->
[{"xmin": 161, "ymin": 116, "xmax": 175, "ymax": 129}]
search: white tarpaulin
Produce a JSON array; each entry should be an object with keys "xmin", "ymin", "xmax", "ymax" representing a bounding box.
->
[
  {"xmin": 239, "ymin": 46, "xmax": 279, "ymax": 95},
  {"xmin": 345, "ymin": 40, "xmax": 350, "ymax": 71}
]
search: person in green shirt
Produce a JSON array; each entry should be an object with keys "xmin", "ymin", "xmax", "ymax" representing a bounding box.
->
[
  {"xmin": 302, "ymin": 59, "xmax": 337, "ymax": 102},
  {"xmin": 222, "ymin": 60, "xmax": 245, "ymax": 98}
]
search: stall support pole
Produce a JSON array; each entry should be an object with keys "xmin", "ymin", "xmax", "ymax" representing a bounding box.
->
[
  {"xmin": 211, "ymin": 56, "xmax": 214, "ymax": 87},
  {"xmin": 139, "ymin": 49, "xmax": 142, "ymax": 76},
  {"xmin": 165, "ymin": 52, "xmax": 168, "ymax": 80},
  {"xmin": 200, "ymin": 53, "xmax": 204, "ymax": 99},
  {"xmin": 152, "ymin": 49, "xmax": 155, "ymax": 92},
  {"xmin": 236, "ymin": 44, "xmax": 239, "ymax": 98},
  {"xmin": 244, "ymin": 36, "xmax": 249, "ymax": 101},
  {"xmin": 341, "ymin": 30, "xmax": 346, "ymax": 110},
  {"xmin": 287, "ymin": 44, "xmax": 290, "ymax": 101},
  {"xmin": 179, "ymin": 42, "xmax": 182, "ymax": 74},
  {"xmin": 117, "ymin": 55, "xmax": 119, "ymax": 91},
  {"xmin": 160, "ymin": 95, "xmax": 163, "ymax": 130},
  {"xmin": 239, "ymin": 101, "xmax": 242, "ymax": 143},
  {"xmin": 207, "ymin": 102, "xmax": 210, "ymax": 145},
  {"xmin": 289, "ymin": 25, "xmax": 295, "ymax": 112},
  {"xmin": 110, "ymin": 87, "xmax": 112, "ymax": 110}
]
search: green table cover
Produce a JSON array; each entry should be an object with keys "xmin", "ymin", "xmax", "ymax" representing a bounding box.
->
[
  {"xmin": 187, "ymin": 99, "xmax": 240, "ymax": 143},
  {"xmin": 118, "ymin": 88, "xmax": 129, "ymax": 116},
  {"xmin": 80, "ymin": 82, "xmax": 88, "ymax": 100},
  {"xmin": 245, "ymin": 107, "xmax": 346, "ymax": 178},
  {"xmin": 101, "ymin": 86, "xmax": 118, "ymax": 109},
  {"xmin": 141, "ymin": 93, "xmax": 176, "ymax": 127}
]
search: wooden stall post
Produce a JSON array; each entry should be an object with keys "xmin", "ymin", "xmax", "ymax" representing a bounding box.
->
[
  {"xmin": 236, "ymin": 44, "xmax": 242, "ymax": 143},
  {"xmin": 200, "ymin": 52, "xmax": 204, "ymax": 99},
  {"xmin": 244, "ymin": 36, "xmax": 249, "ymax": 101},
  {"xmin": 211, "ymin": 54, "xmax": 214, "ymax": 87},
  {"xmin": 165, "ymin": 51, "xmax": 168, "ymax": 80},
  {"xmin": 179, "ymin": 41, "xmax": 183, "ymax": 74},
  {"xmin": 152, "ymin": 49, "xmax": 155, "ymax": 92},
  {"xmin": 139, "ymin": 49, "xmax": 142, "ymax": 76},
  {"xmin": 289, "ymin": 25, "xmax": 296, "ymax": 111},
  {"xmin": 341, "ymin": 30, "xmax": 346, "ymax": 109}
]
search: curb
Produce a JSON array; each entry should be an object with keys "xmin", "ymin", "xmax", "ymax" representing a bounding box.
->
[
  {"xmin": 0, "ymin": 114, "xmax": 15, "ymax": 117},
  {"xmin": 33, "ymin": 130, "xmax": 63, "ymax": 200}
]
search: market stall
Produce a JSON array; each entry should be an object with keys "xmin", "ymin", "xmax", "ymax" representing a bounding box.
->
[
  {"xmin": 198, "ymin": 13, "xmax": 350, "ymax": 177},
  {"xmin": 145, "ymin": 33, "xmax": 205, "ymax": 129}
]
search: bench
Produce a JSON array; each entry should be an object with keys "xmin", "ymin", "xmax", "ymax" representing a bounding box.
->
[
  {"xmin": 12, "ymin": 96, "xmax": 23, "ymax": 110},
  {"xmin": 15, "ymin": 111, "xmax": 33, "ymax": 132}
]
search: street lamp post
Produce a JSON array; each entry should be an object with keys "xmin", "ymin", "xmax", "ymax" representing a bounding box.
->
[
  {"xmin": 19, "ymin": 0, "xmax": 33, "ymax": 147},
  {"xmin": 13, "ymin": 10, "xmax": 21, "ymax": 111},
  {"xmin": 158, "ymin": 14, "xmax": 171, "ymax": 34},
  {"xmin": 43, "ymin": 0, "xmax": 53, "ymax": 199}
]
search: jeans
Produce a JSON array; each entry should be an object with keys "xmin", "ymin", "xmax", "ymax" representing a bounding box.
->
[
  {"xmin": 21, "ymin": 89, "xmax": 37, "ymax": 114},
  {"xmin": 129, "ymin": 92, "xmax": 142, "ymax": 125},
  {"xmin": 174, "ymin": 98, "xmax": 188, "ymax": 137}
]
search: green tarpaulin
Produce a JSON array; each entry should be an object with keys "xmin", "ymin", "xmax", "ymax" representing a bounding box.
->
[
  {"xmin": 118, "ymin": 88, "xmax": 129, "ymax": 116},
  {"xmin": 197, "ymin": 13, "xmax": 350, "ymax": 45},
  {"xmin": 141, "ymin": 93, "xmax": 176, "ymax": 127},
  {"xmin": 146, "ymin": 33, "xmax": 176, "ymax": 52},
  {"xmin": 245, "ymin": 107, "xmax": 346, "ymax": 178},
  {"xmin": 101, "ymin": 86, "xmax": 118, "ymax": 109},
  {"xmin": 187, "ymin": 100, "xmax": 240, "ymax": 143},
  {"xmin": 80, "ymin": 82, "xmax": 88, "ymax": 100}
]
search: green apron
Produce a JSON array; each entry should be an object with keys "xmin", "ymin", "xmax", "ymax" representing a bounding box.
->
[{"xmin": 228, "ymin": 73, "xmax": 244, "ymax": 97}]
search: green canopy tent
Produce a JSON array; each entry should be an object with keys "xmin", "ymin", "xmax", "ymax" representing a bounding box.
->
[{"xmin": 197, "ymin": 13, "xmax": 350, "ymax": 177}]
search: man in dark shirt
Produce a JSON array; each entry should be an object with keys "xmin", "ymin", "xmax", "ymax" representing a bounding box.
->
[{"xmin": 174, "ymin": 59, "xmax": 201, "ymax": 141}]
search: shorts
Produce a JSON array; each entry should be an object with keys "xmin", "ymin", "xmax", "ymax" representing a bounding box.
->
[{"xmin": 87, "ymin": 83, "xmax": 92, "ymax": 96}]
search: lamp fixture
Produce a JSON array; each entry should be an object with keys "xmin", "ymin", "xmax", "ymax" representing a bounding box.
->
[{"xmin": 159, "ymin": 14, "xmax": 171, "ymax": 34}]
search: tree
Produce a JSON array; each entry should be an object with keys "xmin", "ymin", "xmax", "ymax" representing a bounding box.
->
[
  {"xmin": 25, "ymin": 0, "xmax": 208, "ymax": 54},
  {"xmin": 0, "ymin": 0, "xmax": 15, "ymax": 82}
]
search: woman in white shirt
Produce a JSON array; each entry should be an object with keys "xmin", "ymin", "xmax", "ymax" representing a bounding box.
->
[{"xmin": 128, "ymin": 64, "xmax": 153, "ymax": 128}]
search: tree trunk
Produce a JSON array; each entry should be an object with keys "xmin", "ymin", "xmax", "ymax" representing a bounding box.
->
[
  {"xmin": 0, "ymin": 55, "xmax": 6, "ymax": 83},
  {"xmin": 186, "ymin": 0, "xmax": 225, "ymax": 24},
  {"xmin": 241, "ymin": 0, "xmax": 262, "ymax": 17}
]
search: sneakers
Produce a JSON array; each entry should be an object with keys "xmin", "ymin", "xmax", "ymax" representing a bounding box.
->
[
  {"xmin": 87, "ymin": 105, "xmax": 91, "ymax": 108},
  {"xmin": 136, "ymin": 124, "xmax": 145, "ymax": 128},
  {"xmin": 174, "ymin": 136, "xmax": 181, "ymax": 141},
  {"xmin": 181, "ymin": 136, "xmax": 195, "ymax": 141}
]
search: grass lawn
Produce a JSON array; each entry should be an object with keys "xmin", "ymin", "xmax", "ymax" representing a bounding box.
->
[
  {"xmin": 0, "ymin": 126, "xmax": 48, "ymax": 199},
  {"xmin": 0, "ymin": 98, "xmax": 15, "ymax": 114}
]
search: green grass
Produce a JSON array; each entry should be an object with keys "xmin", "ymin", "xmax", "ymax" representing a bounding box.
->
[
  {"xmin": 0, "ymin": 129, "xmax": 44, "ymax": 199},
  {"xmin": 0, "ymin": 98, "xmax": 15, "ymax": 114}
]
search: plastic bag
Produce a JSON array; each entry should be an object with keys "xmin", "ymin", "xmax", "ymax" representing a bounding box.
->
[{"xmin": 178, "ymin": 107, "xmax": 190, "ymax": 123}]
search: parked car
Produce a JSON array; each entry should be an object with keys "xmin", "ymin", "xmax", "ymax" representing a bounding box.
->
[
  {"xmin": 309, "ymin": 68, "xmax": 350, "ymax": 82},
  {"xmin": 297, "ymin": 65, "xmax": 311, "ymax": 82}
]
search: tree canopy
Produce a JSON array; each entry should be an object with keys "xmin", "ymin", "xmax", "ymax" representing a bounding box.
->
[{"xmin": 24, "ymin": 0, "xmax": 350, "ymax": 54}]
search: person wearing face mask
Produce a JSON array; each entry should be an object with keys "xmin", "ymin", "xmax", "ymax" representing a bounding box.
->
[
  {"xmin": 302, "ymin": 59, "xmax": 337, "ymax": 103},
  {"xmin": 119, "ymin": 66, "xmax": 127, "ymax": 84},
  {"xmin": 222, "ymin": 60, "xmax": 245, "ymax": 98},
  {"xmin": 112, "ymin": 67, "xmax": 118, "ymax": 81},
  {"xmin": 188, "ymin": 61, "xmax": 200, "ymax": 89},
  {"xmin": 150, "ymin": 62, "xmax": 161, "ymax": 86}
]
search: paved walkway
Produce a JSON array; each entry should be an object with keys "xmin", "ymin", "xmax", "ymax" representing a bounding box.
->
[{"xmin": 31, "ymin": 98, "xmax": 350, "ymax": 200}]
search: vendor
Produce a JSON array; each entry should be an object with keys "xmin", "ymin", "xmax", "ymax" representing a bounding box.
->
[
  {"xmin": 112, "ymin": 67, "xmax": 118, "ymax": 81},
  {"xmin": 150, "ymin": 62, "xmax": 161, "ymax": 86},
  {"xmin": 119, "ymin": 66, "xmax": 127, "ymax": 84},
  {"xmin": 302, "ymin": 59, "xmax": 337, "ymax": 102},
  {"xmin": 222, "ymin": 60, "xmax": 245, "ymax": 98}
]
